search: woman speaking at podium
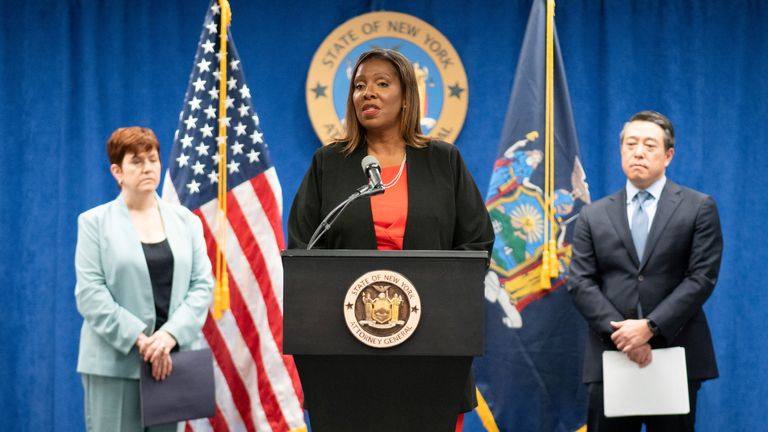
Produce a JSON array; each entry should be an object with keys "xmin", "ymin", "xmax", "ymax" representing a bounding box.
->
[{"xmin": 288, "ymin": 49, "xmax": 494, "ymax": 431}]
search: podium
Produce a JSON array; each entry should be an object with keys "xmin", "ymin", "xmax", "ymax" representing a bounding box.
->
[{"xmin": 282, "ymin": 249, "xmax": 487, "ymax": 432}]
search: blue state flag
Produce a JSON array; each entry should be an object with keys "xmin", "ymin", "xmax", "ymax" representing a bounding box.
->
[{"xmin": 472, "ymin": 0, "xmax": 591, "ymax": 430}]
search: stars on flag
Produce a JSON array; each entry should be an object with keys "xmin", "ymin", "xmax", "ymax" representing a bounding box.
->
[
  {"xmin": 204, "ymin": 105, "xmax": 216, "ymax": 119},
  {"xmin": 184, "ymin": 115, "xmax": 198, "ymax": 130},
  {"xmin": 180, "ymin": 134, "xmax": 194, "ymax": 148},
  {"xmin": 195, "ymin": 142, "xmax": 210, "ymax": 156},
  {"xmin": 165, "ymin": 4, "xmax": 304, "ymax": 430},
  {"xmin": 250, "ymin": 129, "xmax": 263, "ymax": 144},
  {"xmin": 188, "ymin": 96, "xmax": 202, "ymax": 110},
  {"xmin": 247, "ymin": 149, "xmax": 261, "ymax": 163},
  {"xmin": 176, "ymin": 153, "xmax": 190, "ymax": 168},
  {"xmin": 200, "ymin": 124, "xmax": 214, "ymax": 138},
  {"xmin": 227, "ymin": 159, "xmax": 240, "ymax": 174},
  {"xmin": 169, "ymin": 17, "xmax": 271, "ymax": 208},
  {"xmin": 197, "ymin": 58, "xmax": 211, "ymax": 73},
  {"xmin": 193, "ymin": 78, "xmax": 206, "ymax": 92},
  {"xmin": 186, "ymin": 179, "xmax": 201, "ymax": 194},
  {"xmin": 239, "ymin": 84, "xmax": 250, "ymax": 99},
  {"xmin": 191, "ymin": 160, "xmax": 206, "ymax": 175},
  {"xmin": 201, "ymin": 39, "xmax": 215, "ymax": 54}
]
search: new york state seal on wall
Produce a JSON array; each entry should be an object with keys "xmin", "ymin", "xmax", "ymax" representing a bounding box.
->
[{"xmin": 306, "ymin": 11, "xmax": 469, "ymax": 144}]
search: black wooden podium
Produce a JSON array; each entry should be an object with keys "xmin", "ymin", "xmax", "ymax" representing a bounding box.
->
[{"xmin": 282, "ymin": 249, "xmax": 487, "ymax": 432}]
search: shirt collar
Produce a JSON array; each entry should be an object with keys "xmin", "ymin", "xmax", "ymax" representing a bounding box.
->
[{"xmin": 626, "ymin": 176, "xmax": 667, "ymax": 204}]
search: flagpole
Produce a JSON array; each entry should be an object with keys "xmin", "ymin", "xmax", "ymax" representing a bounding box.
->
[
  {"xmin": 541, "ymin": 0, "xmax": 557, "ymax": 288},
  {"xmin": 547, "ymin": 0, "xmax": 559, "ymax": 280},
  {"xmin": 214, "ymin": 0, "xmax": 232, "ymax": 320}
]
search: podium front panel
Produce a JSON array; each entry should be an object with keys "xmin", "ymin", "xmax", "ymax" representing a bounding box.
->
[{"xmin": 282, "ymin": 249, "xmax": 486, "ymax": 356}]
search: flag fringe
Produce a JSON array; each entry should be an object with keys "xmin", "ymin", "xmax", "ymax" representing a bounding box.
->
[{"xmin": 475, "ymin": 388, "xmax": 501, "ymax": 432}]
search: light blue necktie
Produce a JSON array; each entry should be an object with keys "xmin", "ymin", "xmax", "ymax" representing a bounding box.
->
[{"xmin": 631, "ymin": 190, "xmax": 652, "ymax": 260}]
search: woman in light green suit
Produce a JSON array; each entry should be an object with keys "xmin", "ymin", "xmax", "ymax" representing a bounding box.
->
[{"xmin": 75, "ymin": 127, "xmax": 213, "ymax": 431}]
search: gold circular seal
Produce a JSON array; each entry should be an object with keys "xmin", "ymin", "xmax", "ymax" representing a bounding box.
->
[
  {"xmin": 306, "ymin": 11, "xmax": 469, "ymax": 144},
  {"xmin": 343, "ymin": 270, "xmax": 421, "ymax": 348}
]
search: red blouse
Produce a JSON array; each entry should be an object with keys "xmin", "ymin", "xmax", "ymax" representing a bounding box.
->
[{"xmin": 370, "ymin": 164, "xmax": 408, "ymax": 250}]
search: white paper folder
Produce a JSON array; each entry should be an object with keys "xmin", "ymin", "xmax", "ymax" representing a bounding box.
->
[{"xmin": 602, "ymin": 347, "xmax": 689, "ymax": 417}]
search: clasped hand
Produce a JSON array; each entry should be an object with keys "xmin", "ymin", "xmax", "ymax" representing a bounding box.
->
[
  {"xmin": 136, "ymin": 330, "xmax": 177, "ymax": 381},
  {"xmin": 610, "ymin": 319, "xmax": 653, "ymax": 368}
]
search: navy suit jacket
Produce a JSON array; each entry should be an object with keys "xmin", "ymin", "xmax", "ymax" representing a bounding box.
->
[{"xmin": 568, "ymin": 180, "xmax": 723, "ymax": 383}]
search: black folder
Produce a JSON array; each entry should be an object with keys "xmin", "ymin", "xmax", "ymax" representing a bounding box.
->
[{"xmin": 139, "ymin": 348, "xmax": 216, "ymax": 427}]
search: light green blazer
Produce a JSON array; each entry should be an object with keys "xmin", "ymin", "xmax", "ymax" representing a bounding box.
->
[{"xmin": 75, "ymin": 194, "xmax": 213, "ymax": 379}]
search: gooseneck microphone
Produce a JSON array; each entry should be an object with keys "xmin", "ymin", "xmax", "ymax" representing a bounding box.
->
[
  {"xmin": 305, "ymin": 155, "xmax": 386, "ymax": 249},
  {"xmin": 361, "ymin": 155, "xmax": 384, "ymax": 190}
]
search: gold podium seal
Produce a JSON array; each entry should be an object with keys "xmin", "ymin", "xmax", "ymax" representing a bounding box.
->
[{"xmin": 343, "ymin": 270, "xmax": 422, "ymax": 348}]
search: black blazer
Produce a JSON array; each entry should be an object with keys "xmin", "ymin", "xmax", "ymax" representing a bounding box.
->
[
  {"xmin": 568, "ymin": 180, "xmax": 723, "ymax": 383},
  {"xmin": 288, "ymin": 140, "xmax": 494, "ymax": 253},
  {"xmin": 287, "ymin": 140, "xmax": 494, "ymax": 412}
]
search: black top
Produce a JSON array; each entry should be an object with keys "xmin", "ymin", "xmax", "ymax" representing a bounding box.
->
[{"xmin": 141, "ymin": 239, "xmax": 174, "ymax": 330}]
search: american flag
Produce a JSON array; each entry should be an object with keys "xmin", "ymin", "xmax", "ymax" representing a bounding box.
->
[{"xmin": 161, "ymin": 1, "xmax": 305, "ymax": 431}]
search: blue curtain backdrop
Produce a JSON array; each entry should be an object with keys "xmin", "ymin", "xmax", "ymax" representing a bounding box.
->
[{"xmin": 1, "ymin": 1, "xmax": 765, "ymax": 430}]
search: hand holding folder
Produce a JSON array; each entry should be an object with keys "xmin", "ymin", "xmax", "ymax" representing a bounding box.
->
[
  {"xmin": 139, "ymin": 348, "xmax": 216, "ymax": 427},
  {"xmin": 602, "ymin": 347, "xmax": 689, "ymax": 417}
]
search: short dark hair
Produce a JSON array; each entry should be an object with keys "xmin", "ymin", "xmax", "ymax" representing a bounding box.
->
[
  {"xmin": 620, "ymin": 110, "xmax": 675, "ymax": 150},
  {"xmin": 106, "ymin": 127, "xmax": 160, "ymax": 165}
]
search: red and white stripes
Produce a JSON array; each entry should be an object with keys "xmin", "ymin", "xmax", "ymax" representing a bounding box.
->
[{"xmin": 163, "ymin": 169, "xmax": 305, "ymax": 431}]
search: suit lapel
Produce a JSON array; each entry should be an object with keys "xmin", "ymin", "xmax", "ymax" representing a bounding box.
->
[
  {"xmin": 157, "ymin": 197, "xmax": 185, "ymax": 309},
  {"xmin": 402, "ymin": 145, "xmax": 418, "ymax": 249},
  {"xmin": 114, "ymin": 194, "xmax": 156, "ymax": 319},
  {"xmin": 606, "ymin": 188, "xmax": 640, "ymax": 267},
  {"xmin": 640, "ymin": 181, "xmax": 683, "ymax": 270}
]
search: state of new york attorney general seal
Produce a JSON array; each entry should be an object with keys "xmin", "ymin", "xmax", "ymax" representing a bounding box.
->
[
  {"xmin": 343, "ymin": 270, "xmax": 422, "ymax": 348},
  {"xmin": 306, "ymin": 11, "xmax": 469, "ymax": 144}
]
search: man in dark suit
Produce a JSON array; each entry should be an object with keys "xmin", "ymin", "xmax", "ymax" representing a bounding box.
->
[{"xmin": 568, "ymin": 111, "xmax": 723, "ymax": 431}]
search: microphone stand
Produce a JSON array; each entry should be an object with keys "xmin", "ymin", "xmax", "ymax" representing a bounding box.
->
[{"xmin": 306, "ymin": 183, "xmax": 384, "ymax": 250}]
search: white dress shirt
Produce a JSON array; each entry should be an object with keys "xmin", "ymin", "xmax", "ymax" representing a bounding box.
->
[{"xmin": 626, "ymin": 176, "xmax": 667, "ymax": 233}]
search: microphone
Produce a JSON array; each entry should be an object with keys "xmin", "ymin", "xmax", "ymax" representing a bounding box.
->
[
  {"xmin": 361, "ymin": 155, "xmax": 383, "ymax": 189},
  {"xmin": 305, "ymin": 156, "xmax": 385, "ymax": 249}
]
